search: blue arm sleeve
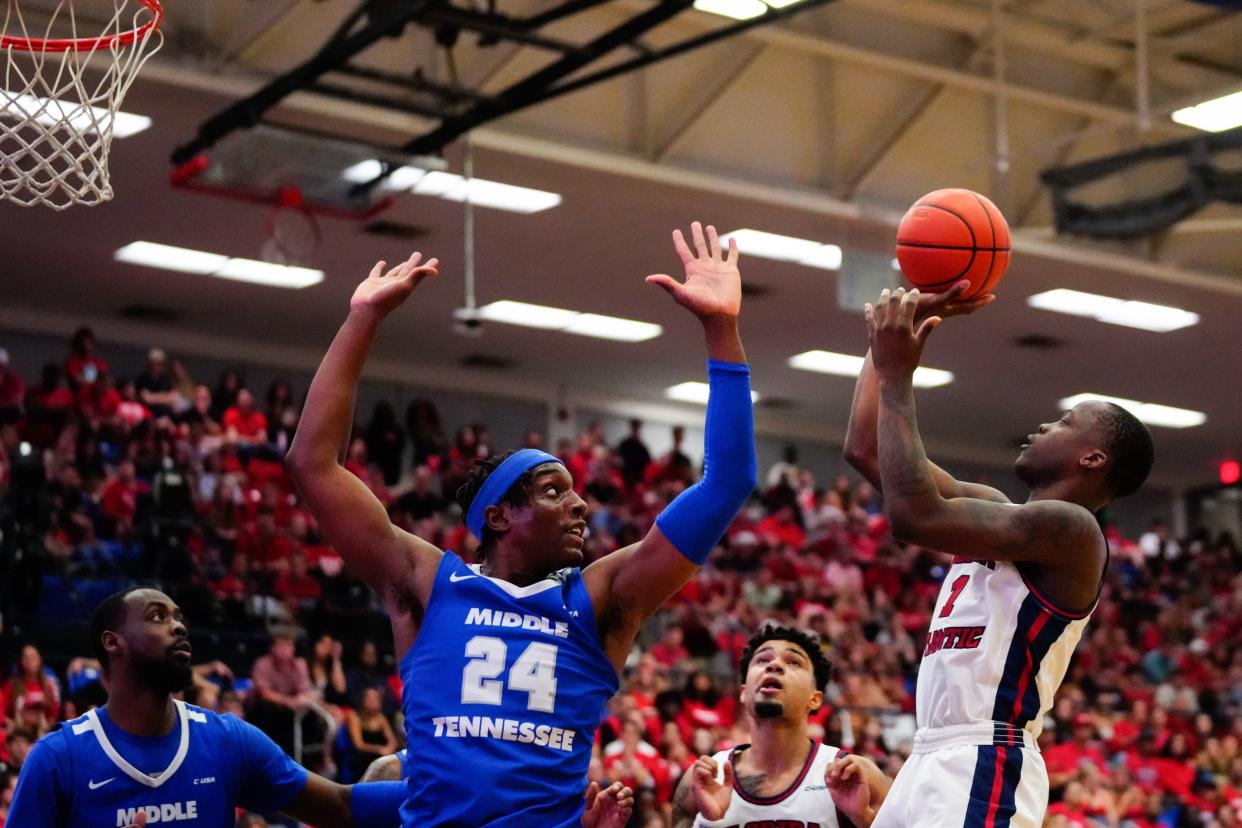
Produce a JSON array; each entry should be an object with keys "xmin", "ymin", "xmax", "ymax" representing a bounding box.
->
[
  {"xmin": 349, "ymin": 781, "xmax": 407, "ymax": 827},
  {"xmin": 655, "ymin": 359, "xmax": 758, "ymax": 564},
  {"xmin": 6, "ymin": 737, "xmax": 70, "ymax": 827},
  {"xmin": 233, "ymin": 717, "xmax": 310, "ymax": 815}
]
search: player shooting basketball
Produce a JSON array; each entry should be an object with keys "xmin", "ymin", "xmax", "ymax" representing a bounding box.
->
[
  {"xmin": 844, "ymin": 283, "xmax": 1154, "ymax": 827},
  {"xmin": 287, "ymin": 221, "xmax": 757, "ymax": 827}
]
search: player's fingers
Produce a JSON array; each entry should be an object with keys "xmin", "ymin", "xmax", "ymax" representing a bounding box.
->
[
  {"xmin": 900, "ymin": 288, "xmax": 921, "ymax": 324},
  {"xmin": 412, "ymin": 258, "xmax": 439, "ymax": 279},
  {"xmin": 876, "ymin": 288, "xmax": 892, "ymax": 319},
  {"xmin": 672, "ymin": 228, "xmax": 695, "ymax": 264},
  {"xmin": 721, "ymin": 760, "xmax": 735, "ymax": 786},
  {"xmin": 706, "ymin": 224, "xmax": 722, "ymax": 260},
  {"xmin": 864, "ymin": 303, "xmax": 876, "ymax": 333},
  {"xmin": 645, "ymin": 273, "xmax": 681, "ymax": 297},
  {"xmin": 916, "ymin": 315, "xmax": 941, "ymax": 344},
  {"xmin": 726, "ymin": 235, "xmax": 739, "ymax": 266},
  {"xmin": 617, "ymin": 785, "xmax": 634, "ymax": 804},
  {"xmin": 938, "ymin": 280, "xmax": 970, "ymax": 301},
  {"xmin": 691, "ymin": 221, "xmax": 709, "ymax": 259},
  {"xmin": 368, "ymin": 260, "xmax": 386, "ymax": 280},
  {"xmin": 584, "ymin": 780, "xmax": 599, "ymax": 806}
]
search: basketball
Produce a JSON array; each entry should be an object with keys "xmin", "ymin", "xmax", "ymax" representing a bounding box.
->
[{"xmin": 895, "ymin": 188, "xmax": 1011, "ymax": 300}]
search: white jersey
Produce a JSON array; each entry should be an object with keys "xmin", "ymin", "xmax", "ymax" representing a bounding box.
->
[
  {"xmin": 693, "ymin": 740, "xmax": 846, "ymax": 828},
  {"xmin": 916, "ymin": 555, "xmax": 1102, "ymax": 739}
]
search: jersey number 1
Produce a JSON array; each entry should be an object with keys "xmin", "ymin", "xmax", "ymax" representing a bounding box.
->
[
  {"xmin": 461, "ymin": 636, "xmax": 558, "ymax": 713},
  {"xmin": 939, "ymin": 574, "xmax": 970, "ymax": 618}
]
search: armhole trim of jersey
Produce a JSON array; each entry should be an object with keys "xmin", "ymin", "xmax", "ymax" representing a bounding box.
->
[
  {"xmin": 731, "ymin": 738, "xmax": 818, "ymax": 806},
  {"xmin": 1015, "ymin": 566, "xmax": 1095, "ymax": 621}
]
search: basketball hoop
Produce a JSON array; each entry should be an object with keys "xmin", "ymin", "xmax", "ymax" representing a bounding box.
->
[
  {"xmin": 1, "ymin": 0, "xmax": 163, "ymax": 209},
  {"xmin": 260, "ymin": 187, "xmax": 323, "ymax": 268}
]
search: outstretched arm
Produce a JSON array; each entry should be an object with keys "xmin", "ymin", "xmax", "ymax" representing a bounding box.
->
[
  {"xmin": 584, "ymin": 223, "xmax": 757, "ymax": 670},
  {"xmin": 286, "ymin": 253, "xmax": 443, "ymax": 655},
  {"xmin": 844, "ymin": 281, "xmax": 1006, "ymax": 503},
  {"xmin": 867, "ymin": 288, "xmax": 1104, "ymax": 570}
]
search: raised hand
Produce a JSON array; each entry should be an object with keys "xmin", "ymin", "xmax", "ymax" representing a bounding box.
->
[
  {"xmin": 866, "ymin": 287, "xmax": 937, "ymax": 383},
  {"xmin": 582, "ymin": 780, "xmax": 635, "ymax": 828},
  {"xmin": 910, "ymin": 279, "xmax": 995, "ymax": 324},
  {"xmin": 646, "ymin": 222, "xmax": 741, "ymax": 321},
  {"xmin": 350, "ymin": 251, "xmax": 440, "ymax": 320},
  {"xmin": 692, "ymin": 754, "xmax": 734, "ymax": 821}
]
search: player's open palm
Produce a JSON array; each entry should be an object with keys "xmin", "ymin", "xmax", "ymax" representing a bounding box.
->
[
  {"xmin": 692, "ymin": 754, "xmax": 734, "ymax": 820},
  {"xmin": 350, "ymin": 251, "xmax": 440, "ymax": 319},
  {"xmin": 647, "ymin": 222, "xmax": 741, "ymax": 320}
]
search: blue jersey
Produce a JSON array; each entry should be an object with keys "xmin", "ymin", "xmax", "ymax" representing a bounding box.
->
[
  {"xmin": 7, "ymin": 700, "xmax": 308, "ymax": 827},
  {"xmin": 400, "ymin": 553, "xmax": 619, "ymax": 827}
]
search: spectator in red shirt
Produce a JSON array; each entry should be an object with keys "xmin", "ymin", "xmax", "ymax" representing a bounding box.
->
[
  {"xmin": 650, "ymin": 626, "xmax": 690, "ymax": 669},
  {"xmin": 22, "ymin": 363, "xmax": 73, "ymax": 447},
  {"xmin": 76, "ymin": 369, "xmax": 121, "ymax": 423},
  {"xmin": 275, "ymin": 551, "xmax": 322, "ymax": 619},
  {"xmin": 223, "ymin": 388, "xmax": 267, "ymax": 444},
  {"xmin": 0, "ymin": 349, "xmax": 24, "ymax": 416},
  {"xmin": 756, "ymin": 503, "xmax": 806, "ymax": 550},
  {"xmin": 1045, "ymin": 714, "xmax": 1109, "ymax": 791},
  {"xmin": 63, "ymin": 327, "xmax": 108, "ymax": 390},
  {"xmin": 604, "ymin": 716, "xmax": 670, "ymax": 800},
  {"xmin": 0, "ymin": 645, "xmax": 61, "ymax": 726},
  {"xmin": 246, "ymin": 632, "xmax": 319, "ymax": 758},
  {"xmin": 100, "ymin": 460, "xmax": 146, "ymax": 536}
]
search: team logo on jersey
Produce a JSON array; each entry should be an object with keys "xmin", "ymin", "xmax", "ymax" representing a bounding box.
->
[
  {"xmin": 923, "ymin": 625, "xmax": 986, "ymax": 656},
  {"xmin": 115, "ymin": 802, "xmax": 198, "ymax": 825}
]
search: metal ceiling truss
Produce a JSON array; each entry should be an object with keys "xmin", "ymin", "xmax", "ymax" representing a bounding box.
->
[{"xmin": 171, "ymin": 0, "xmax": 834, "ymax": 189}]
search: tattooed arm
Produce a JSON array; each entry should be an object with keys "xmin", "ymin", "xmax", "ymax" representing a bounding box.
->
[
  {"xmin": 866, "ymin": 289, "xmax": 1104, "ymax": 587},
  {"xmin": 671, "ymin": 770, "xmax": 699, "ymax": 828}
]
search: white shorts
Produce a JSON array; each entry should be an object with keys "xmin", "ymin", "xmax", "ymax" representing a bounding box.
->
[{"xmin": 872, "ymin": 723, "xmax": 1049, "ymax": 828}]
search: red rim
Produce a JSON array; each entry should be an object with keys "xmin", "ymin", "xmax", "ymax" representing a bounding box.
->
[{"xmin": 0, "ymin": 0, "xmax": 162, "ymax": 52}]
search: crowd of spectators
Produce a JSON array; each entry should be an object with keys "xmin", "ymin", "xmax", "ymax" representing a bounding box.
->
[{"xmin": 0, "ymin": 329, "xmax": 1239, "ymax": 828}]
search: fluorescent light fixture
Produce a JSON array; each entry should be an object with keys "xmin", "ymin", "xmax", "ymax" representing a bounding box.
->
[
  {"xmin": 693, "ymin": 0, "xmax": 767, "ymax": 18},
  {"xmin": 343, "ymin": 161, "xmax": 559, "ymax": 213},
  {"xmin": 114, "ymin": 242, "xmax": 323, "ymax": 289},
  {"xmin": 718, "ymin": 229, "xmax": 842, "ymax": 270},
  {"xmin": 1059, "ymin": 393, "xmax": 1206, "ymax": 429},
  {"xmin": 788, "ymin": 349, "xmax": 954, "ymax": 388},
  {"xmin": 214, "ymin": 259, "xmax": 323, "ymax": 289},
  {"xmin": 1171, "ymin": 89, "xmax": 1242, "ymax": 132},
  {"xmin": 477, "ymin": 300, "xmax": 662, "ymax": 342},
  {"xmin": 666, "ymin": 381, "xmax": 760, "ymax": 405},
  {"xmin": 114, "ymin": 242, "xmax": 227, "ymax": 275},
  {"xmin": 5, "ymin": 92, "xmax": 152, "ymax": 137},
  {"xmin": 1027, "ymin": 289, "xmax": 1198, "ymax": 332},
  {"xmin": 477, "ymin": 300, "xmax": 579, "ymax": 330},
  {"xmin": 565, "ymin": 313, "xmax": 664, "ymax": 342}
]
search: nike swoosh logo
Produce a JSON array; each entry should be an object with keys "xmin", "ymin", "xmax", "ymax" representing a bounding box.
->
[
  {"xmin": 89, "ymin": 778, "xmax": 116, "ymax": 790},
  {"xmin": 449, "ymin": 572, "xmax": 478, "ymax": 582}
]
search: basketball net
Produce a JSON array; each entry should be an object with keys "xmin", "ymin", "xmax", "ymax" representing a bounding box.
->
[{"xmin": 0, "ymin": 0, "xmax": 163, "ymax": 209}]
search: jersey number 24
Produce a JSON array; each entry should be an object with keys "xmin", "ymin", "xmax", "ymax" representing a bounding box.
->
[{"xmin": 461, "ymin": 636, "xmax": 558, "ymax": 713}]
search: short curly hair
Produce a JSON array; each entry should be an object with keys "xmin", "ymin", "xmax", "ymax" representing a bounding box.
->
[
  {"xmin": 455, "ymin": 450, "xmax": 537, "ymax": 554},
  {"xmin": 738, "ymin": 624, "xmax": 833, "ymax": 694}
]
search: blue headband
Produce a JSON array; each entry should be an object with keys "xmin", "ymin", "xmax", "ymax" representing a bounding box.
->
[{"xmin": 465, "ymin": 449, "xmax": 563, "ymax": 540}]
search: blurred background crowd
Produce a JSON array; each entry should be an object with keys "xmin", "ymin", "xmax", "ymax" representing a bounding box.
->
[{"xmin": 0, "ymin": 329, "xmax": 1238, "ymax": 828}]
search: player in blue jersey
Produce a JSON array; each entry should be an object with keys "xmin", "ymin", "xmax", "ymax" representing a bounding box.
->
[
  {"xmin": 361, "ymin": 750, "xmax": 636, "ymax": 827},
  {"xmin": 287, "ymin": 222, "xmax": 757, "ymax": 827},
  {"xmin": 6, "ymin": 587, "xmax": 407, "ymax": 827}
]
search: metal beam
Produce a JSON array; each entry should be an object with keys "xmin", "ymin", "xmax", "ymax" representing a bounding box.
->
[
  {"xmin": 648, "ymin": 45, "xmax": 766, "ymax": 162},
  {"xmin": 835, "ymin": 0, "xmax": 1240, "ymax": 90},
  {"xmin": 396, "ymin": 0, "xmax": 699, "ymax": 157},
  {"xmin": 171, "ymin": 0, "xmax": 444, "ymax": 166}
]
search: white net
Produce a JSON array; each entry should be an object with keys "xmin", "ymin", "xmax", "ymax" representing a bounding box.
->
[{"xmin": 1, "ymin": 0, "xmax": 162, "ymax": 209}]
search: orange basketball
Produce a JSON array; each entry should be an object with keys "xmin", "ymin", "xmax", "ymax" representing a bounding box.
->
[{"xmin": 895, "ymin": 188, "xmax": 1011, "ymax": 300}]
